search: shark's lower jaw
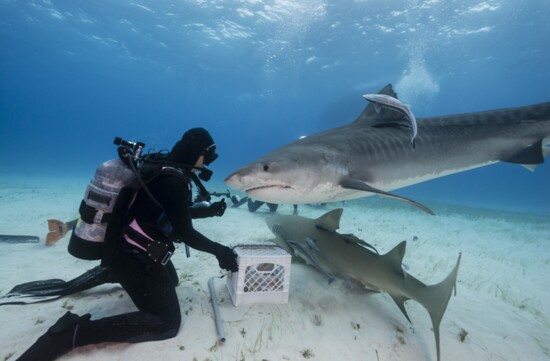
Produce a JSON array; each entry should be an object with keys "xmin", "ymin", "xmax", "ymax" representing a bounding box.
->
[
  {"xmin": 245, "ymin": 184, "xmax": 296, "ymax": 203},
  {"xmin": 246, "ymin": 184, "xmax": 292, "ymax": 192}
]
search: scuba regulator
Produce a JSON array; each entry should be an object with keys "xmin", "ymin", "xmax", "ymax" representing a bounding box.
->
[{"xmin": 114, "ymin": 136, "xmax": 145, "ymax": 164}]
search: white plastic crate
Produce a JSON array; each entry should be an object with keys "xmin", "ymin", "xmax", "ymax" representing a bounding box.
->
[{"xmin": 226, "ymin": 243, "xmax": 292, "ymax": 306}]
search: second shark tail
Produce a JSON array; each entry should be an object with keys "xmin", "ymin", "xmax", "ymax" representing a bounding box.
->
[{"xmin": 414, "ymin": 253, "xmax": 461, "ymax": 361}]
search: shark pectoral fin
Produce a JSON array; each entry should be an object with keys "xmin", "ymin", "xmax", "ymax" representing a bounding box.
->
[
  {"xmin": 520, "ymin": 164, "xmax": 537, "ymax": 172},
  {"xmin": 390, "ymin": 295, "xmax": 412, "ymax": 323},
  {"xmin": 340, "ymin": 179, "xmax": 435, "ymax": 215},
  {"xmin": 518, "ymin": 138, "xmax": 550, "ymax": 171},
  {"xmin": 502, "ymin": 139, "xmax": 545, "ymax": 169}
]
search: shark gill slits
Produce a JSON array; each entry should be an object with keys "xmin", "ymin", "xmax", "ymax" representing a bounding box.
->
[{"xmin": 271, "ymin": 224, "xmax": 288, "ymax": 240}]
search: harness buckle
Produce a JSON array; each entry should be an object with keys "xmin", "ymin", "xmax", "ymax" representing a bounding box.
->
[{"xmin": 161, "ymin": 251, "xmax": 173, "ymax": 266}]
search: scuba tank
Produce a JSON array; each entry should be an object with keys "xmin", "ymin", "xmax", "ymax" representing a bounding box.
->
[
  {"xmin": 68, "ymin": 136, "xmax": 212, "ymax": 261},
  {"xmin": 68, "ymin": 158, "xmax": 136, "ymax": 260},
  {"xmin": 68, "ymin": 137, "xmax": 144, "ymax": 260}
]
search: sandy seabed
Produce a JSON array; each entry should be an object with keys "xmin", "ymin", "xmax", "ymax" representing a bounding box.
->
[{"xmin": 0, "ymin": 176, "xmax": 548, "ymax": 361}]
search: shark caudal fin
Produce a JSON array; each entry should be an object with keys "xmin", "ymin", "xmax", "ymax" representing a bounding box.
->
[{"xmin": 414, "ymin": 253, "xmax": 461, "ymax": 361}]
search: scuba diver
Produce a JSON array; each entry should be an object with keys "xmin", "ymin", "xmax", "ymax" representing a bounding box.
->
[{"xmin": 15, "ymin": 128, "xmax": 239, "ymax": 361}]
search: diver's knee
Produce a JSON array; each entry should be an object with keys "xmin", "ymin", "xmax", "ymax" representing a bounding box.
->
[
  {"xmin": 164, "ymin": 326, "xmax": 179, "ymax": 339},
  {"xmin": 164, "ymin": 313, "xmax": 181, "ymax": 339}
]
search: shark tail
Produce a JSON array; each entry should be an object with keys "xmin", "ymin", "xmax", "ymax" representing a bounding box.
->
[{"xmin": 413, "ymin": 253, "xmax": 461, "ymax": 361}]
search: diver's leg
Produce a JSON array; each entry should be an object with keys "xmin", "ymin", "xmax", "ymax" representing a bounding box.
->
[
  {"xmin": 75, "ymin": 249, "xmax": 181, "ymax": 344},
  {"xmin": 165, "ymin": 260, "xmax": 179, "ymax": 288},
  {"xmin": 16, "ymin": 312, "xmax": 91, "ymax": 361},
  {"xmin": 16, "ymin": 251, "xmax": 181, "ymax": 360},
  {"xmin": 247, "ymin": 199, "xmax": 264, "ymax": 212}
]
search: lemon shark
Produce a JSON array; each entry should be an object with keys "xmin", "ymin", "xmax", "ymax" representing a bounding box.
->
[
  {"xmin": 265, "ymin": 208, "xmax": 461, "ymax": 361},
  {"xmin": 225, "ymin": 84, "xmax": 550, "ymax": 213}
]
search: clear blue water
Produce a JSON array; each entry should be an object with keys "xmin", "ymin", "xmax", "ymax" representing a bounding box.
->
[{"xmin": 1, "ymin": 0, "xmax": 549, "ymax": 214}]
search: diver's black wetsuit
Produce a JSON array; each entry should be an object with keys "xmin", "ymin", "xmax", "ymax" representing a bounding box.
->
[{"xmin": 73, "ymin": 172, "xmax": 230, "ymax": 345}]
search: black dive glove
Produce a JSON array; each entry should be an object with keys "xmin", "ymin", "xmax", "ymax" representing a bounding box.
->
[
  {"xmin": 208, "ymin": 199, "xmax": 227, "ymax": 217},
  {"xmin": 216, "ymin": 246, "xmax": 238, "ymax": 272}
]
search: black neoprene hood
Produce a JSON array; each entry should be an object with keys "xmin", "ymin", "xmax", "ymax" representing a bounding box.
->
[{"xmin": 169, "ymin": 128, "xmax": 217, "ymax": 166}]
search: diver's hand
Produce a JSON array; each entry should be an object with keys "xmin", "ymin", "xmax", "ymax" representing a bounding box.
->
[
  {"xmin": 216, "ymin": 246, "xmax": 238, "ymax": 272},
  {"xmin": 208, "ymin": 199, "xmax": 227, "ymax": 217}
]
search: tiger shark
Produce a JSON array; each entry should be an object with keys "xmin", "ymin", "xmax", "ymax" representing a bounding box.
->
[
  {"xmin": 225, "ymin": 84, "xmax": 550, "ymax": 213},
  {"xmin": 265, "ymin": 208, "xmax": 461, "ymax": 361}
]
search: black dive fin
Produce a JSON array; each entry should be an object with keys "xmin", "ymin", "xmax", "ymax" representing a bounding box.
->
[
  {"xmin": 0, "ymin": 235, "xmax": 39, "ymax": 243},
  {"xmin": 247, "ymin": 199, "xmax": 265, "ymax": 212},
  {"xmin": 0, "ymin": 279, "xmax": 67, "ymax": 305},
  {"xmin": 340, "ymin": 178, "xmax": 435, "ymax": 215},
  {"xmin": 266, "ymin": 203, "xmax": 279, "ymax": 212},
  {"xmin": 0, "ymin": 266, "xmax": 115, "ymax": 306},
  {"xmin": 230, "ymin": 196, "xmax": 249, "ymax": 208}
]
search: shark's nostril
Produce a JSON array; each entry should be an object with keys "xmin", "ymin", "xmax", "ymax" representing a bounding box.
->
[{"xmin": 263, "ymin": 165, "xmax": 269, "ymax": 171}]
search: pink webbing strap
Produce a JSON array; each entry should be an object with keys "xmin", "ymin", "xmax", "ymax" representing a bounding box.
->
[{"xmin": 123, "ymin": 219, "xmax": 152, "ymax": 252}]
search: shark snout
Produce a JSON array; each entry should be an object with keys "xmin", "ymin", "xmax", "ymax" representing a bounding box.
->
[
  {"xmin": 225, "ymin": 162, "xmax": 270, "ymax": 189},
  {"xmin": 224, "ymin": 172, "xmax": 243, "ymax": 190},
  {"xmin": 225, "ymin": 161, "xmax": 299, "ymax": 203},
  {"xmin": 224, "ymin": 163, "xmax": 260, "ymax": 191}
]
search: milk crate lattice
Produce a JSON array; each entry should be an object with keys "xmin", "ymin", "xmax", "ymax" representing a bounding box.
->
[
  {"xmin": 244, "ymin": 262, "xmax": 285, "ymax": 293},
  {"xmin": 226, "ymin": 243, "xmax": 291, "ymax": 306}
]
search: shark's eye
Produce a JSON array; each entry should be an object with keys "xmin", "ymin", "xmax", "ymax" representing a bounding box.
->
[{"xmin": 263, "ymin": 165, "xmax": 269, "ymax": 171}]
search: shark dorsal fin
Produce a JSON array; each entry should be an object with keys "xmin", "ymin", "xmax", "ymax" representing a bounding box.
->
[
  {"xmin": 378, "ymin": 84, "xmax": 397, "ymax": 97},
  {"xmin": 315, "ymin": 208, "xmax": 343, "ymax": 232},
  {"xmin": 382, "ymin": 241, "xmax": 407, "ymax": 277},
  {"xmin": 353, "ymin": 84, "xmax": 409, "ymax": 127}
]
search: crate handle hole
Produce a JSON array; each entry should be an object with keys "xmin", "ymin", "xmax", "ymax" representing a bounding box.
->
[{"xmin": 255, "ymin": 263, "xmax": 275, "ymax": 272}]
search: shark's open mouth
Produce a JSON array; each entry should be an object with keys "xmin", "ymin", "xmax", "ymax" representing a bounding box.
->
[{"xmin": 246, "ymin": 184, "xmax": 292, "ymax": 192}]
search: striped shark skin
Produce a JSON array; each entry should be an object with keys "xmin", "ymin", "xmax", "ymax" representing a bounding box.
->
[
  {"xmin": 225, "ymin": 84, "xmax": 550, "ymax": 213},
  {"xmin": 265, "ymin": 208, "xmax": 461, "ymax": 361}
]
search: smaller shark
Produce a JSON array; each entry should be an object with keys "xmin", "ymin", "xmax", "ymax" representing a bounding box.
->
[
  {"xmin": 362, "ymin": 93, "xmax": 418, "ymax": 147},
  {"xmin": 266, "ymin": 209, "xmax": 461, "ymax": 361}
]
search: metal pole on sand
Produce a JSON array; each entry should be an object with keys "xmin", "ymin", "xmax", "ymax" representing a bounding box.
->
[{"xmin": 208, "ymin": 276, "xmax": 226, "ymax": 343}]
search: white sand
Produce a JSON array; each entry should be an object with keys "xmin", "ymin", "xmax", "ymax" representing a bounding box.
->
[{"xmin": 0, "ymin": 176, "xmax": 549, "ymax": 361}]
